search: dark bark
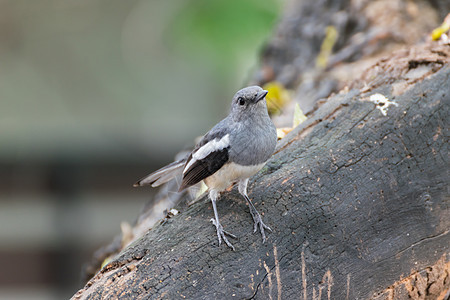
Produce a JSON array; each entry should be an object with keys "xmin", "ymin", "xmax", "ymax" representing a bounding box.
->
[{"xmin": 73, "ymin": 42, "xmax": 449, "ymax": 300}]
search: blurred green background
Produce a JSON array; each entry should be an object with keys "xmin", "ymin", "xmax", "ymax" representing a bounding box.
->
[{"xmin": 0, "ymin": 0, "xmax": 282, "ymax": 298}]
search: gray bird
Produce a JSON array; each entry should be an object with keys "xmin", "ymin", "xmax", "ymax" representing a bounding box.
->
[{"xmin": 134, "ymin": 86, "xmax": 277, "ymax": 250}]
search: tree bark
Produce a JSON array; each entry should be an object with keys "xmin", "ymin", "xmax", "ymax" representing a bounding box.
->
[{"xmin": 72, "ymin": 41, "xmax": 449, "ymax": 299}]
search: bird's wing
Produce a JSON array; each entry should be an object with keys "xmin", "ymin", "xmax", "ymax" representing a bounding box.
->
[
  {"xmin": 178, "ymin": 126, "xmax": 230, "ymax": 191},
  {"xmin": 134, "ymin": 158, "xmax": 186, "ymax": 187}
]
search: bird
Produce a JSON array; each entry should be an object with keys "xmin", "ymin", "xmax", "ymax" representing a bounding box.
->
[{"xmin": 134, "ymin": 86, "xmax": 278, "ymax": 250}]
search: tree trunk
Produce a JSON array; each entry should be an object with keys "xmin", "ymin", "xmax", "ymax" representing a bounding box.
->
[{"xmin": 72, "ymin": 41, "xmax": 449, "ymax": 299}]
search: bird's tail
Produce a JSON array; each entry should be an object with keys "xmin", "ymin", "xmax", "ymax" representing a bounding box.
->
[{"xmin": 133, "ymin": 158, "xmax": 186, "ymax": 187}]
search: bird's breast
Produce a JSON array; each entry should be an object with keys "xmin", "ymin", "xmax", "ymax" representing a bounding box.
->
[
  {"xmin": 229, "ymin": 121, "xmax": 277, "ymax": 166},
  {"xmin": 204, "ymin": 162, "xmax": 265, "ymax": 192}
]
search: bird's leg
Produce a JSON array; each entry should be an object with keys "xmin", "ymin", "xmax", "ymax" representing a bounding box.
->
[
  {"xmin": 238, "ymin": 179, "xmax": 272, "ymax": 243},
  {"xmin": 209, "ymin": 190, "xmax": 236, "ymax": 250}
]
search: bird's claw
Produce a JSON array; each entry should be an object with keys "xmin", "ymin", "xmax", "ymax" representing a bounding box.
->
[
  {"xmin": 210, "ymin": 218, "xmax": 236, "ymax": 250},
  {"xmin": 249, "ymin": 208, "xmax": 272, "ymax": 243}
]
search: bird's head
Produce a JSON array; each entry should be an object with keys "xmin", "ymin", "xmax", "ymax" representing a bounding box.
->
[{"xmin": 230, "ymin": 86, "xmax": 269, "ymax": 121}]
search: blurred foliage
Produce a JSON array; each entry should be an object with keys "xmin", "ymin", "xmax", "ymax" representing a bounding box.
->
[
  {"xmin": 0, "ymin": 0, "xmax": 282, "ymax": 161},
  {"xmin": 168, "ymin": 0, "xmax": 280, "ymax": 76}
]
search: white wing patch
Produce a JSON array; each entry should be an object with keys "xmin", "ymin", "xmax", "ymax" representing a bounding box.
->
[{"xmin": 183, "ymin": 134, "xmax": 230, "ymax": 174}]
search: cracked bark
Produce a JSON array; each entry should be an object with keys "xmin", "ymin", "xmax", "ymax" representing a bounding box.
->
[{"xmin": 72, "ymin": 42, "xmax": 449, "ymax": 300}]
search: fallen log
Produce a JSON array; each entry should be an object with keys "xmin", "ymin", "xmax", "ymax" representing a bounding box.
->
[{"xmin": 73, "ymin": 42, "xmax": 449, "ymax": 299}]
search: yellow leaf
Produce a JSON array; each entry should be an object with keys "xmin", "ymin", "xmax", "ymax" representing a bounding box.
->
[
  {"xmin": 431, "ymin": 13, "xmax": 450, "ymax": 41},
  {"xmin": 101, "ymin": 256, "xmax": 113, "ymax": 269},
  {"xmin": 316, "ymin": 26, "xmax": 338, "ymax": 69},
  {"xmin": 263, "ymin": 82, "xmax": 291, "ymax": 115},
  {"xmin": 195, "ymin": 181, "xmax": 208, "ymax": 198},
  {"xmin": 293, "ymin": 103, "xmax": 307, "ymax": 128},
  {"xmin": 276, "ymin": 127, "xmax": 293, "ymax": 139}
]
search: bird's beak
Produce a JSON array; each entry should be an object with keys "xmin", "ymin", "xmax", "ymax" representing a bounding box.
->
[{"xmin": 256, "ymin": 90, "xmax": 268, "ymax": 102}]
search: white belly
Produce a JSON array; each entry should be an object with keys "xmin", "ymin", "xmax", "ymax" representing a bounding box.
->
[{"xmin": 204, "ymin": 162, "xmax": 265, "ymax": 192}]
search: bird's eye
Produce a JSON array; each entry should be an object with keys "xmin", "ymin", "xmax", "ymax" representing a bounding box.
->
[{"xmin": 238, "ymin": 97, "xmax": 245, "ymax": 106}]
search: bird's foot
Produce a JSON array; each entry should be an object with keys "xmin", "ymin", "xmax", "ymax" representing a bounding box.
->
[
  {"xmin": 249, "ymin": 208, "xmax": 272, "ymax": 243},
  {"xmin": 210, "ymin": 218, "xmax": 236, "ymax": 250}
]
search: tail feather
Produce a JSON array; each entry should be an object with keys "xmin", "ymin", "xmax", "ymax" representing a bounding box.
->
[{"xmin": 133, "ymin": 159, "xmax": 186, "ymax": 187}]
